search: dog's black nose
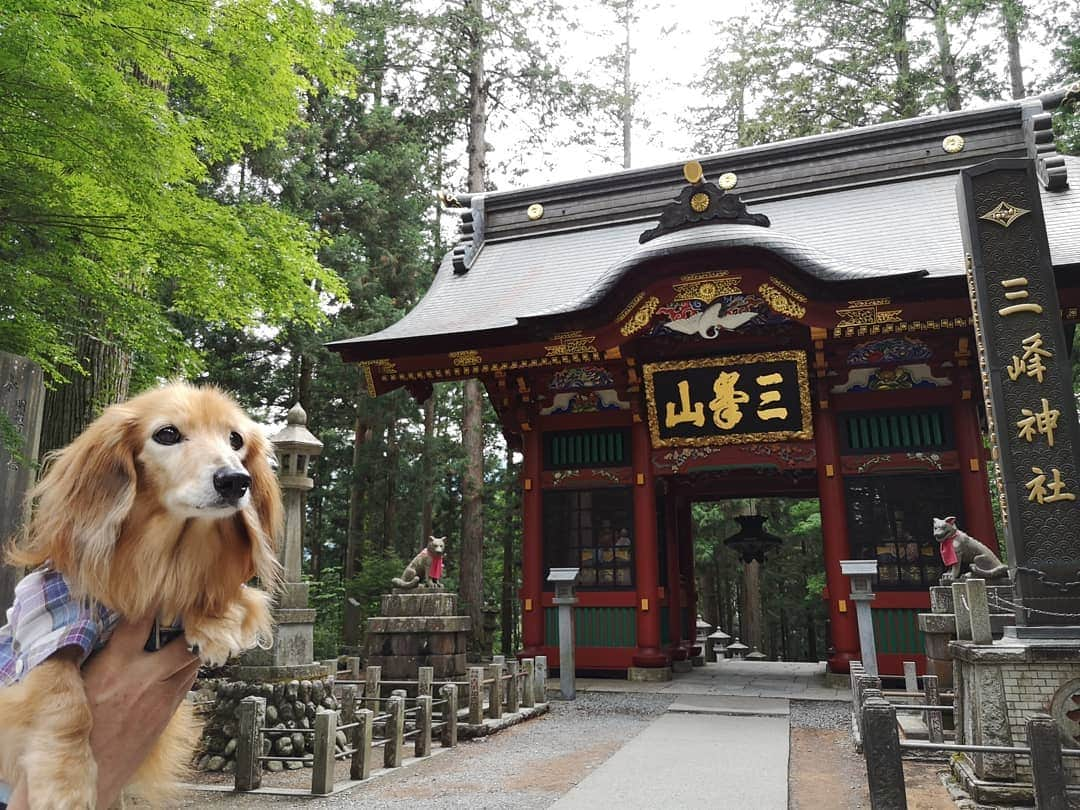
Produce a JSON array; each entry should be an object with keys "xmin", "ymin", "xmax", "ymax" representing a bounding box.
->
[{"xmin": 213, "ymin": 469, "xmax": 251, "ymax": 503}]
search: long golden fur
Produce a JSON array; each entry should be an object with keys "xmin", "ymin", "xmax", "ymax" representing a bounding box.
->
[{"xmin": 0, "ymin": 383, "xmax": 282, "ymax": 808}]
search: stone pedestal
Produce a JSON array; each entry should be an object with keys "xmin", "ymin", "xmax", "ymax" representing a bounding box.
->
[
  {"xmin": 951, "ymin": 635, "xmax": 1080, "ymax": 805},
  {"xmin": 917, "ymin": 584, "xmax": 1013, "ymax": 691},
  {"xmin": 365, "ymin": 592, "xmax": 471, "ymax": 680}
]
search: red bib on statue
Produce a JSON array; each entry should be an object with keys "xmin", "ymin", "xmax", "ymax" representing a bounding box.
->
[
  {"xmin": 428, "ymin": 552, "xmax": 443, "ymax": 580},
  {"xmin": 940, "ymin": 538, "xmax": 958, "ymax": 567}
]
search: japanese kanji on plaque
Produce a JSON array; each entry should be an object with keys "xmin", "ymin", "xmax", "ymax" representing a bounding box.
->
[
  {"xmin": 957, "ymin": 158, "xmax": 1080, "ymax": 628},
  {"xmin": 643, "ymin": 350, "xmax": 812, "ymax": 447}
]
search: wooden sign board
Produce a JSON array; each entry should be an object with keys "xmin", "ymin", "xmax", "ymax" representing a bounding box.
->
[
  {"xmin": 643, "ymin": 350, "xmax": 812, "ymax": 448},
  {"xmin": 957, "ymin": 158, "xmax": 1080, "ymax": 629},
  {"xmin": 0, "ymin": 353, "xmax": 45, "ymax": 616}
]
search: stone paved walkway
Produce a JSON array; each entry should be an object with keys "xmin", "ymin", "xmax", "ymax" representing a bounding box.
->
[
  {"xmin": 558, "ymin": 659, "xmax": 850, "ymax": 702},
  {"xmin": 550, "ymin": 709, "xmax": 790, "ymax": 809}
]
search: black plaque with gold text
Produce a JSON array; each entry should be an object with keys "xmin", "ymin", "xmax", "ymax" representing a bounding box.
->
[
  {"xmin": 957, "ymin": 158, "xmax": 1080, "ymax": 629},
  {"xmin": 643, "ymin": 351, "xmax": 812, "ymax": 447}
]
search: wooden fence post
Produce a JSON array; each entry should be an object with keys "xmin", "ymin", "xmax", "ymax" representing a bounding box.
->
[
  {"xmin": 418, "ymin": 666, "xmax": 434, "ymax": 698},
  {"xmin": 348, "ymin": 656, "xmax": 361, "ymax": 681},
  {"xmin": 235, "ymin": 696, "xmax": 265, "ymax": 792},
  {"xmin": 534, "ymin": 655, "xmax": 548, "ymax": 702},
  {"xmin": 385, "ymin": 694, "xmax": 404, "ymax": 768},
  {"xmin": 1028, "ymin": 713, "xmax": 1069, "ymax": 810},
  {"xmin": 353, "ymin": 708, "xmax": 374, "ymax": 781},
  {"xmin": 486, "ymin": 664, "xmax": 503, "ymax": 719},
  {"xmin": 415, "ymin": 694, "xmax": 432, "ymax": 758},
  {"xmin": 364, "ymin": 665, "xmax": 382, "ymax": 713},
  {"xmin": 506, "ymin": 660, "xmax": 520, "ymax": 714},
  {"xmin": 521, "ymin": 659, "xmax": 536, "ymax": 708},
  {"xmin": 862, "ymin": 697, "xmax": 907, "ymax": 810},
  {"xmin": 922, "ymin": 674, "xmax": 944, "ymax": 744},
  {"xmin": 468, "ymin": 666, "xmax": 484, "ymax": 725},
  {"xmin": 311, "ymin": 708, "xmax": 337, "ymax": 795},
  {"xmin": 440, "ymin": 683, "xmax": 458, "ymax": 747}
]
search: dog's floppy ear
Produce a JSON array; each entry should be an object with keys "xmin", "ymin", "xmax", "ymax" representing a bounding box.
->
[
  {"xmin": 236, "ymin": 429, "xmax": 283, "ymax": 587},
  {"xmin": 9, "ymin": 404, "xmax": 138, "ymax": 596}
]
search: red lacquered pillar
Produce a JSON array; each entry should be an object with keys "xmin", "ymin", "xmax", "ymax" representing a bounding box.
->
[
  {"xmin": 814, "ymin": 382, "xmax": 860, "ymax": 674},
  {"xmin": 520, "ymin": 428, "xmax": 545, "ymax": 657},
  {"xmin": 664, "ymin": 491, "xmax": 686, "ymax": 660},
  {"xmin": 631, "ymin": 420, "xmax": 667, "ymax": 668},
  {"xmin": 952, "ymin": 371, "xmax": 999, "ymax": 553},
  {"xmin": 678, "ymin": 496, "xmax": 700, "ymax": 657}
]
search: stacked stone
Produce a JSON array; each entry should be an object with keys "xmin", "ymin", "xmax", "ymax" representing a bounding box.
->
[
  {"xmin": 195, "ymin": 677, "xmax": 342, "ymax": 772},
  {"xmin": 365, "ymin": 592, "xmax": 471, "ymax": 679}
]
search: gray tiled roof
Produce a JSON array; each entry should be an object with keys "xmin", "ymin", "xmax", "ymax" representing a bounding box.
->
[{"xmin": 328, "ymin": 98, "xmax": 1080, "ymax": 360}]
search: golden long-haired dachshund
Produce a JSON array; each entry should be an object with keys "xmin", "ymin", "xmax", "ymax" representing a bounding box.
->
[{"xmin": 0, "ymin": 383, "xmax": 282, "ymax": 807}]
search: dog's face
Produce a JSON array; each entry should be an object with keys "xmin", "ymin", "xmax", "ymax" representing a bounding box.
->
[
  {"xmin": 428, "ymin": 536, "xmax": 446, "ymax": 557},
  {"xmin": 933, "ymin": 516, "xmax": 957, "ymax": 543},
  {"xmin": 136, "ymin": 388, "xmax": 261, "ymax": 519},
  {"xmin": 12, "ymin": 383, "xmax": 282, "ymax": 606}
]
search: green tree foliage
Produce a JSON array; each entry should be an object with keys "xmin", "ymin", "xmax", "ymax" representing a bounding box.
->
[
  {"xmin": 695, "ymin": 500, "xmax": 828, "ymax": 662},
  {"xmin": 689, "ymin": 0, "xmax": 1008, "ymax": 151},
  {"xmin": 0, "ymin": 0, "xmax": 352, "ymax": 383}
]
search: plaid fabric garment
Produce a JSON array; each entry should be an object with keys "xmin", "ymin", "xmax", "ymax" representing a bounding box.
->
[{"xmin": 0, "ymin": 569, "xmax": 119, "ymax": 687}]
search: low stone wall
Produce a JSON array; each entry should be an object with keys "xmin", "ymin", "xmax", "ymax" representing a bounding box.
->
[{"xmin": 195, "ymin": 677, "xmax": 343, "ymax": 772}]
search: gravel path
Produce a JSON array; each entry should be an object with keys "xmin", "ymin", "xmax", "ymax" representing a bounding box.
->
[
  {"xmin": 789, "ymin": 699, "xmax": 851, "ymax": 729},
  {"xmin": 176, "ymin": 693, "xmax": 673, "ymax": 810}
]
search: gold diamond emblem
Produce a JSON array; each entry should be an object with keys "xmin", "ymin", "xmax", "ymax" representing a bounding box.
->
[
  {"xmin": 979, "ymin": 200, "xmax": 1031, "ymax": 228},
  {"xmin": 690, "ymin": 192, "xmax": 710, "ymax": 213}
]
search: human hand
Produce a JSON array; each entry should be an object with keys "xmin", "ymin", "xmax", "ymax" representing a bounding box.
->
[
  {"xmin": 85, "ymin": 616, "xmax": 200, "ymax": 807},
  {"xmin": 8, "ymin": 616, "xmax": 199, "ymax": 810}
]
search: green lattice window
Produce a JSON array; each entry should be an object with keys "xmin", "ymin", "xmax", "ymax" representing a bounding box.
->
[
  {"xmin": 841, "ymin": 409, "xmax": 953, "ymax": 454},
  {"xmin": 543, "ymin": 429, "xmax": 630, "ymax": 469}
]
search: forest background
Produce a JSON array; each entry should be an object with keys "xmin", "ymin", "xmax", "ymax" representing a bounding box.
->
[{"xmin": 2, "ymin": 0, "xmax": 1078, "ymax": 662}]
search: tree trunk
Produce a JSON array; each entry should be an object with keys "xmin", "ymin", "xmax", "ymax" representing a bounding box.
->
[
  {"xmin": 887, "ymin": 1, "xmax": 917, "ymax": 119},
  {"xmin": 345, "ymin": 377, "xmax": 370, "ymax": 580},
  {"xmin": 933, "ymin": 5, "xmax": 961, "ymax": 111},
  {"xmin": 742, "ymin": 560, "xmax": 764, "ymax": 652},
  {"xmin": 460, "ymin": 0, "xmax": 488, "ymax": 657},
  {"xmin": 383, "ymin": 416, "xmax": 399, "ymax": 556},
  {"xmin": 421, "ymin": 395, "xmax": 436, "ymax": 542},
  {"xmin": 41, "ymin": 334, "xmax": 132, "ymax": 455},
  {"xmin": 297, "ymin": 350, "xmax": 313, "ymax": 415},
  {"xmin": 621, "ymin": 4, "xmax": 632, "ymax": 169},
  {"xmin": 1002, "ymin": 0, "xmax": 1025, "ymax": 99}
]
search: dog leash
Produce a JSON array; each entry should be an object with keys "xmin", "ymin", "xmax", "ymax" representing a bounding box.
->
[{"xmin": 144, "ymin": 618, "xmax": 186, "ymax": 652}]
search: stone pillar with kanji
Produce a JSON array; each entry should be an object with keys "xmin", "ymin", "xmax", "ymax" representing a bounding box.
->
[{"xmin": 949, "ymin": 157, "xmax": 1080, "ymax": 803}]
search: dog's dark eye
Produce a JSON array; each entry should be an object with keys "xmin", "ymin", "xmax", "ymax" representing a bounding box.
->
[
  {"xmin": 153, "ymin": 425, "xmax": 182, "ymax": 445},
  {"xmin": 230, "ymin": 431, "xmax": 244, "ymax": 451}
]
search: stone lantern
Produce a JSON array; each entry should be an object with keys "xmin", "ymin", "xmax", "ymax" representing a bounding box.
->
[
  {"xmin": 547, "ymin": 567, "xmax": 580, "ymax": 700},
  {"xmin": 840, "ymin": 559, "xmax": 879, "ymax": 677},
  {"xmin": 234, "ymin": 402, "xmax": 323, "ymax": 678},
  {"xmin": 270, "ymin": 403, "xmax": 323, "ymax": 607}
]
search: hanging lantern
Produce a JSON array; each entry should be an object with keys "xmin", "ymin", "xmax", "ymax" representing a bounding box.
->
[{"xmin": 724, "ymin": 515, "xmax": 783, "ymax": 564}]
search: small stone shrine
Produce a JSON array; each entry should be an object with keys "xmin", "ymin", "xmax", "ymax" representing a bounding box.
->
[{"xmin": 364, "ymin": 590, "xmax": 472, "ymax": 680}]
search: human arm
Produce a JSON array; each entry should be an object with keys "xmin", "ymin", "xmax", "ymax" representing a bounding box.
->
[{"xmin": 7, "ymin": 617, "xmax": 199, "ymax": 810}]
